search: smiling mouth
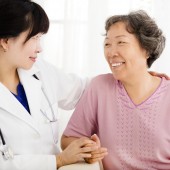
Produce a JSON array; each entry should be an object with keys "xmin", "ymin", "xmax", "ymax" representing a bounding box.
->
[
  {"xmin": 111, "ymin": 62, "xmax": 125, "ymax": 67},
  {"xmin": 29, "ymin": 57, "xmax": 37, "ymax": 62}
]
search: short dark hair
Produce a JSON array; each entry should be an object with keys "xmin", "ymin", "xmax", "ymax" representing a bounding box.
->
[
  {"xmin": 0, "ymin": 0, "xmax": 49, "ymax": 42},
  {"xmin": 105, "ymin": 10, "xmax": 165, "ymax": 68}
]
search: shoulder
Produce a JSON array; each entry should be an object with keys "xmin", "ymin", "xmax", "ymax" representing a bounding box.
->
[
  {"xmin": 34, "ymin": 58, "xmax": 74, "ymax": 82},
  {"xmin": 86, "ymin": 73, "xmax": 117, "ymax": 93},
  {"xmin": 162, "ymin": 78, "xmax": 170, "ymax": 91},
  {"xmin": 156, "ymin": 78, "xmax": 170, "ymax": 102},
  {"xmin": 90, "ymin": 73, "xmax": 116, "ymax": 86},
  {"xmin": 34, "ymin": 58, "xmax": 60, "ymax": 75}
]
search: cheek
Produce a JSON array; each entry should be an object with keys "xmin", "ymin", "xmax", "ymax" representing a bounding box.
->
[
  {"xmin": 25, "ymin": 40, "xmax": 36, "ymax": 50},
  {"xmin": 104, "ymin": 49, "xmax": 109, "ymax": 60},
  {"xmin": 104, "ymin": 55, "xmax": 110, "ymax": 66},
  {"xmin": 128, "ymin": 56, "xmax": 146, "ymax": 70},
  {"xmin": 104, "ymin": 48, "xmax": 107, "ymax": 56},
  {"xmin": 23, "ymin": 46, "xmax": 35, "ymax": 55}
]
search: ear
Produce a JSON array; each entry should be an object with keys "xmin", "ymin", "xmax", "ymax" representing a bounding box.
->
[
  {"xmin": 146, "ymin": 50, "xmax": 150, "ymax": 59},
  {"xmin": 0, "ymin": 38, "xmax": 9, "ymax": 52}
]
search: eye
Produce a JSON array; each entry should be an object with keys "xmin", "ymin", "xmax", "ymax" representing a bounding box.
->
[
  {"xmin": 118, "ymin": 41, "xmax": 126, "ymax": 45},
  {"xmin": 32, "ymin": 34, "xmax": 42, "ymax": 40},
  {"xmin": 31, "ymin": 36, "xmax": 38, "ymax": 40},
  {"xmin": 104, "ymin": 43, "xmax": 110, "ymax": 47}
]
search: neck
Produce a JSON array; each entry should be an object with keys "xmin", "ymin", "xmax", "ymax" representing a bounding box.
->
[
  {"xmin": 0, "ymin": 64, "xmax": 19, "ymax": 93},
  {"xmin": 121, "ymin": 72, "xmax": 161, "ymax": 105}
]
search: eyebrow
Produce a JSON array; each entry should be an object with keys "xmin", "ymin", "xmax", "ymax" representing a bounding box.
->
[
  {"xmin": 115, "ymin": 35, "xmax": 127, "ymax": 38},
  {"xmin": 105, "ymin": 35, "xmax": 127, "ymax": 40}
]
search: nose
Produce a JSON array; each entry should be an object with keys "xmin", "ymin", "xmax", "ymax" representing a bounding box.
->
[
  {"xmin": 105, "ymin": 45, "xmax": 118, "ymax": 59},
  {"xmin": 36, "ymin": 49, "xmax": 42, "ymax": 53},
  {"xmin": 36, "ymin": 40, "xmax": 42, "ymax": 53}
]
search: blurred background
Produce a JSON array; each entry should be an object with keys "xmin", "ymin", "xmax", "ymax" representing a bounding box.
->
[{"xmin": 34, "ymin": 0, "xmax": 170, "ymax": 147}]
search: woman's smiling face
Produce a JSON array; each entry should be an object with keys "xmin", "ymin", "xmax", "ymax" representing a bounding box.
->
[
  {"xmin": 3, "ymin": 30, "xmax": 43, "ymax": 70},
  {"xmin": 104, "ymin": 21, "xmax": 148, "ymax": 82}
]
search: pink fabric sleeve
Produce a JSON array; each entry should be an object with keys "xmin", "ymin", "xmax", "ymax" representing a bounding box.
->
[{"xmin": 63, "ymin": 80, "xmax": 98, "ymax": 138}]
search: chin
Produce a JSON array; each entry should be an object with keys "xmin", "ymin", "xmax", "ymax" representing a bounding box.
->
[
  {"xmin": 21, "ymin": 64, "xmax": 34, "ymax": 70},
  {"xmin": 112, "ymin": 74, "xmax": 125, "ymax": 82},
  {"xmin": 112, "ymin": 73, "xmax": 120, "ymax": 80}
]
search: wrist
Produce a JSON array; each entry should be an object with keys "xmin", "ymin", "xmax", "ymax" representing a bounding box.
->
[{"xmin": 56, "ymin": 154, "xmax": 64, "ymax": 169}]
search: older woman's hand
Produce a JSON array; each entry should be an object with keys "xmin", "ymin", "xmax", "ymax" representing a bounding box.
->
[
  {"xmin": 84, "ymin": 134, "xmax": 108, "ymax": 164},
  {"xmin": 56, "ymin": 137, "xmax": 99, "ymax": 168}
]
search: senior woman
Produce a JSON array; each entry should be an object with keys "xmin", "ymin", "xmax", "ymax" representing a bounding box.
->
[{"xmin": 61, "ymin": 10, "xmax": 170, "ymax": 170}]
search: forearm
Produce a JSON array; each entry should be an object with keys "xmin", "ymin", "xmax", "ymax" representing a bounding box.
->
[
  {"xmin": 56, "ymin": 153, "xmax": 64, "ymax": 169},
  {"xmin": 61, "ymin": 135, "xmax": 79, "ymax": 150}
]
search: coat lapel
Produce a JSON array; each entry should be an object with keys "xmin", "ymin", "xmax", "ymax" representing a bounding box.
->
[
  {"xmin": 18, "ymin": 68, "xmax": 42, "ymax": 121},
  {"xmin": 0, "ymin": 66, "xmax": 42, "ymax": 134}
]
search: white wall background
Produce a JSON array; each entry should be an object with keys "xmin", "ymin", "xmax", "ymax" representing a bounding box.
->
[{"xmin": 34, "ymin": 0, "xmax": 170, "ymax": 147}]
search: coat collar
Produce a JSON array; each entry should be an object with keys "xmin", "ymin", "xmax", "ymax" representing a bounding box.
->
[{"xmin": 0, "ymin": 65, "xmax": 42, "ymax": 134}]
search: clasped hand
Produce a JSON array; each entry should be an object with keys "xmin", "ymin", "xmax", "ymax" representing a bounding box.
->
[
  {"xmin": 58, "ymin": 134, "xmax": 108, "ymax": 167},
  {"xmin": 84, "ymin": 134, "xmax": 108, "ymax": 164}
]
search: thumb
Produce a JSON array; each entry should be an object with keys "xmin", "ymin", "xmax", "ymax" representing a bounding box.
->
[{"xmin": 91, "ymin": 134, "xmax": 101, "ymax": 147}]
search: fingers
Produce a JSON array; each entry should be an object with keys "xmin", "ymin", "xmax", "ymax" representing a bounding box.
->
[
  {"xmin": 84, "ymin": 150, "xmax": 108, "ymax": 163},
  {"xmin": 91, "ymin": 134, "xmax": 101, "ymax": 147},
  {"xmin": 67, "ymin": 137, "xmax": 98, "ymax": 155},
  {"xmin": 59, "ymin": 137, "xmax": 103, "ymax": 166},
  {"xmin": 84, "ymin": 147, "xmax": 108, "ymax": 164},
  {"xmin": 85, "ymin": 154, "xmax": 107, "ymax": 164},
  {"xmin": 149, "ymin": 71, "xmax": 170, "ymax": 80},
  {"xmin": 149, "ymin": 71, "xmax": 156, "ymax": 76},
  {"xmin": 91, "ymin": 147, "xmax": 108, "ymax": 161},
  {"xmin": 62, "ymin": 135, "xmax": 107, "ymax": 165},
  {"xmin": 91, "ymin": 147, "xmax": 108, "ymax": 155},
  {"xmin": 79, "ymin": 147, "xmax": 108, "ymax": 161},
  {"xmin": 80, "ymin": 145, "xmax": 99, "ymax": 153},
  {"xmin": 78, "ymin": 153, "xmax": 92, "ymax": 158},
  {"xmin": 92, "ymin": 150, "xmax": 108, "ymax": 160},
  {"xmin": 81, "ymin": 134, "xmax": 108, "ymax": 163},
  {"xmin": 162, "ymin": 74, "xmax": 170, "ymax": 80},
  {"xmin": 85, "ymin": 157, "xmax": 104, "ymax": 164},
  {"xmin": 75, "ymin": 137, "xmax": 96, "ymax": 148}
]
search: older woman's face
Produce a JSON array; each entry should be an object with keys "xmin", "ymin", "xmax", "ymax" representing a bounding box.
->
[{"xmin": 104, "ymin": 21, "xmax": 148, "ymax": 82}]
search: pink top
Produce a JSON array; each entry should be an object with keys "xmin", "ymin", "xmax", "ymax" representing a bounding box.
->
[{"xmin": 63, "ymin": 74, "xmax": 170, "ymax": 170}]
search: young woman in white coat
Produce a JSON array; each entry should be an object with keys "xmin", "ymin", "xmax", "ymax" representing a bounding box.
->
[{"xmin": 0, "ymin": 0, "xmax": 107, "ymax": 169}]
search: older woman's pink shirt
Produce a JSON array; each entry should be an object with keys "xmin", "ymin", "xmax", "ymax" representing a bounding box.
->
[{"xmin": 64, "ymin": 74, "xmax": 170, "ymax": 170}]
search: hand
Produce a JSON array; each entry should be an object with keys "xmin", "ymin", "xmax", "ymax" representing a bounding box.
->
[
  {"xmin": 149, "ymin": 71, "xmax": 170, "ymax": 80},
  {"xmin": 56, "ymin": 137, "xmax": 99, "ymax": 168},
  {"xmin": 84, "ymin": 134, "xmax": 108, "ymax": 164}
]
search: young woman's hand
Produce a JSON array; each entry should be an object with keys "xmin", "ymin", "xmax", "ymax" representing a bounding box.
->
[
  {"xmin": 56, "ymin": 137, "xmax": 99, "ymax": 168},
  {"xmin": 149, "ymin": 71, "xmax": 170, "ymax": 80}
]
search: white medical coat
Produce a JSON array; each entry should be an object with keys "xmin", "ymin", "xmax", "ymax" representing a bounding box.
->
[{"xmin": 0, "ymin": 58, "xmax": 88, "ymax": 170}]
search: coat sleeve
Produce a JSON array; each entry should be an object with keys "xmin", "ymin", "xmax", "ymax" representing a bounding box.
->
[
  {"xmin": 35, "ymin": 58, "xmax": 91, "ymax": 110},
  {"xmin": 56, "ymin": 72, "xmax": 90, "ymax": 110},
  {"xmin": 0, "ymin": 153, "xmax": 56, "ymax": 170}
]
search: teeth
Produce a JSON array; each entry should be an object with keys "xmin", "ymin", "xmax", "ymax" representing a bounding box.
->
[{"xmin": 111, "ymin": 62, "xmax": 123, "ymax": 67}]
